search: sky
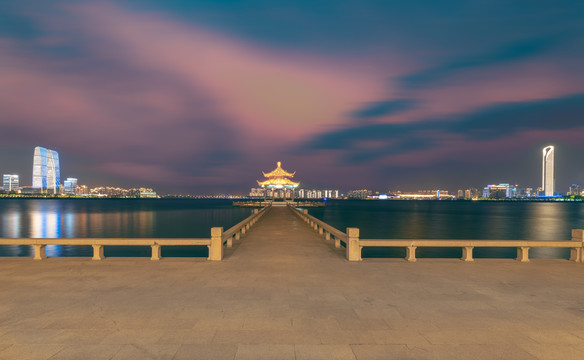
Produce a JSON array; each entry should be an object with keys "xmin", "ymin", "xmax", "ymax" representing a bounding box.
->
[{"xmin": 1, "ymin": 0, "xmax": 583, "ymax": 194}]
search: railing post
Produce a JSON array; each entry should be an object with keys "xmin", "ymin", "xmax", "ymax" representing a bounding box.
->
[
  {"xmin": 334, "ymin": 236, "xmax": 341, "ymax": 248},
  {"xmin": 571, "ymin": 229, "xmax": 583, "ymax": 262},
  {"xmin": 235, "ymin": 232, "xmax": 241, "ymax": 240},
  {"xmin": 346, "ymin": 228, "xmax": 361, "ymax": 261},
  {"xmin": 319, "ymin": 226, "xmax": 324, "ymax": 235},
  {"xmin": 517, "ymin": 246, "xmax": 530, "ymax": 262},
  {"xmin": 151, "ymin": 244, "xmax": 161, "ymax": 261},
  {"xmin": 33, "ymin": 244, "xmax": 46, "ymax": 260},
  {"xmin": 209, "ymin": 227, "xmax": 223, "ymax": 261},
  {"xmin": 92, "ymin": 244, "xmax": 104, "ymax": 260},
  {"xmin": 325, "ymin": 231, "xmax": 331, "ymax": 241},
  {"xmin": 462, "ymin": 246, "xmax": 474, "ymax": 262},
  {"xmin": 406, "ymin": 246, "xmax": 417, "ymax": 262},
  {"xmin": 227, "ymin": 236, "xmax": 233, "ymax": 248}
]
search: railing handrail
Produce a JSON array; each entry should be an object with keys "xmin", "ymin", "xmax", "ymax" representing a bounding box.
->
[
  {"xmin": 289, "ymin": 205, "xmax": 346, "ymax": 240},
  {"xmin": 0, "ymin": 238, "xmax": 211, "ymax": 246},
  {"xmin": 359, "ymin": 239, "xmax": 581, "ymax": 248},
  {"xmin": 222, "ymin": 205, "xmax": 270, "ymax": 240}
]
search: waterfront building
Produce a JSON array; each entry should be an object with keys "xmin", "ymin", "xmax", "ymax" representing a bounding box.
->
[
  {"xmin": 32, "ymin": 146, "xmax": 60, "ymax": 194},
  {"xmin": 249, "ymin": 188, "xmax": 263, "ymax": 197},
  {"xmin": 140, "ymin": 190, "xmax": 158, "ymax": 198},
  {"xmin": 2, "ymin": 174, "xmax": 19, "ymax": 192},
  {"xmin": 457, "ymin": 189, "xmax": 463, "ymax": 198},
  {"xmin": 64, "ymin": 178, "xmax": 78, "ymax": 195},
  {"xmin": 569, "ymin": 184, "xmax": 581, "ymax": 196},
  {"xmin": 483, "ymin": 184, "xmax": 508, "ymax": 199},
  {"xmin": 257, "ymin": 162, "xmax": 300, "ymax": 201},
  {"xmin": 347, "ymin": 189, "xmax": 371, "ymax": 199},
  {"xmin": 76, "ymin": 184, "xmax": 88, "ymax": 195},
  {"xmin": 542, "ymin": 145, "xmax": 555, "ymax": 196}
]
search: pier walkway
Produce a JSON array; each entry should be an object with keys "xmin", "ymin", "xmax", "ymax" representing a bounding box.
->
[{"xmin": 1, "ymin": 207, "xmax": 584, "ymax": 359}]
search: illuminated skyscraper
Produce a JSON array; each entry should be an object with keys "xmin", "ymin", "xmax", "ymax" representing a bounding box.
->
[
  {"xmin": 64, "ymin": 178, "xmax": 78, "ymax": 195},
  {"xmin": 32, "ymin": 146, "xmax": 61, "ymax": 194},
  {"xmin": 2, "ymin": 174, "xmax": 19, "ymax": 191},
  {"xmin": 542, "ymin": 145, "xmax": 554, "ymax": 196}
]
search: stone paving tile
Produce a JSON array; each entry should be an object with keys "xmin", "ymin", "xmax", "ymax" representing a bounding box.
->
[
  {"xmin": 99, "ymin": 329, "xmax": 165, "ymax": 345},
  {"xmin": 110, "ymin": 344, "xmax": 180, "ymax": 360},
  {"xmin": 295, "ymin": 344, "xmax": 357, "ymax": 360},
  {"xmin": 235, "ymin": 344, "xmax": 295, "ymax": 360},
  {"xmin": 212, "ymin": 330, "xmax": 321, "ymax": 345},
  {"xmin": 527, "ymin": 329, "xmax": 584, "ymax": 344},
  {"xmin": 241, "ymin": 317, "xmax": 293, "ymax": 331},
  {"xmin": 0, "ymin": 329, "xmax": 65, "ymax": 345},
  {"xmin": 396, "ymin": 344, "xmax": 538, "ymax": 360},
  {"xmin": 48, "ymin": 345, "xmax": 123, "ymax": 360},
  {"xmin": 421, "ymin": 328, "xmax": 536, "ymax": 345},
  {"xmin": 173, "ymin": 344, "xmax": 237, "ymax": 360},
  {"xmin": 518, "ymin": 343, "xmax": 584, "ymax": 360},
  {"xmin": 351, "ymin": 344, "xmax": 428, "ymax": 360},
  {"xmin": 0, "ymin": 344, "xmax": 64, "ymax": 360},
  {"xmin": 336, "ymin": 318, "xmax": 390, "ymax": 331},
  {"xmin": 156, "ymin": 329, "xmax": 216, "ymax": 345},
  {"xmin": 369, "ymin": 330, "xmax": 432, "ymax": 347},
  {"xmin": 51, "ymin": 330, "xmax": 112, "ymax": 345},
  {"xmin": 318, "ymin": 330, "xmax": 378, "ymax": 345}
]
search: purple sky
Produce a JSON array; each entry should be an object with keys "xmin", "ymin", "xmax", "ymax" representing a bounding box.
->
[{"xmin": 1, "ymin": 1, "xmax": 583, "ymax": 194}]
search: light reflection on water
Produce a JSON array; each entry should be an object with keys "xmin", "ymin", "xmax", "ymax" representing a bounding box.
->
[{"xmin": 0, "ymin": 199, "xmax": 250, "ymax": 257}]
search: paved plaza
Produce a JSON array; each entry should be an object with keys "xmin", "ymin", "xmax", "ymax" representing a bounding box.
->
[{"xmin": 1, "ymin": 207, "xmax": 583, "ymax": 359}]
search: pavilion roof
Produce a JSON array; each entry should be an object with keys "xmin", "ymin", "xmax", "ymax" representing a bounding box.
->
[
  {"xmin": 262, "ymin": 161, "xmax": 295, "ymax": 178},
  {"xmin": 257, "ymin": 177, "xmax": 300, "ymax": 187}
]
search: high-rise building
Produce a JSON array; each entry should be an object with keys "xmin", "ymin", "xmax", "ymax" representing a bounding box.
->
[
  {"xmin": 542, "ymin": 145, "xmax": 554, "ymax": 196},
  {"xmin": 2, "ymin": 174, "xmax": 19, "ymax": 191},
  {"xmin": 569, "ymin": 184, "xmax": 581, "ymax": 196},
  {"xmin": 32, "ymin": 146, "xmax": 61, "ymax": 194},
  {"xmin": 64, "ymin": 178, "xmax": 78, "ymax": 194}
]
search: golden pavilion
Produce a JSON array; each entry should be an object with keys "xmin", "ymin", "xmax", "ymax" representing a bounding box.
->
[{"xmin": 257, "ymin": 161, "xmax": 300, "ymax": 201}]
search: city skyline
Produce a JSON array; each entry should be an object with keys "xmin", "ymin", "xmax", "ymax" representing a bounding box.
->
[
  {"xmin": 0, "ymin": 144, "xmax": 581, "ymax": 196},
  {"xmin": 0, "ymin": 1, "xmax": 583, "ymax": 193}
]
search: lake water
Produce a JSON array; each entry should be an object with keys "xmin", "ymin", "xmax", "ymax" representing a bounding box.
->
[
  {"xmin": 310, "ymin": 200, "xmax": 584, "ymax": 259},
  {"xmin": 1, "ymin": 199, "xmax": 583, "ymax": 259},
  {"xmin": 0, "ymin": 199, "xmax": 251, "ymax": 257}
]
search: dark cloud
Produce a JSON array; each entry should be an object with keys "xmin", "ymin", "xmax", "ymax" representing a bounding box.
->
[
  {"xmin": 350, "ymin": 99, "xmax": 418, "ymax": 119},
  {"xmin": 397, "ymin": 36, "xmax": 564, "ymax": 90},
  {"xmin": 303, "ymin": 93, "xmax": 584, "ymax": 162}
]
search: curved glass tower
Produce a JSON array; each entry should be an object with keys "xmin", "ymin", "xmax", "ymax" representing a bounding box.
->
[
  {"xmin": 542, "ymin": 145, "xmax": 554, "ymax": 197},
  {"xmin": 33, "ymin": 146, "xmax": 60, "ymax": 194}
]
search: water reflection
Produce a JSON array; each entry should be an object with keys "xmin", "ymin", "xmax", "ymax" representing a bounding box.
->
[{"xmin": 0, "ymin": 199, "xmax": 250, "ymax": 257}]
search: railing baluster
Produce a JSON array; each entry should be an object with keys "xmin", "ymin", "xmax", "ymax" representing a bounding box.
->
[{"xmin": 92, "ymin": 244, "xmax": 105, "ymax": 261}]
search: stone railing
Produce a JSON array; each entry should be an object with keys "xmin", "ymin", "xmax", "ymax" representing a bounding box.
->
[
  {"xmin": 0, "ymin": 205, "xmax": 270, "ymax": 262},
  {"xmin": 0, "ymin": 237, "xmax": 215, "ymax": 261},
  {"xmin": 291, "ymin": 207, "xmax": 584, "ymax": 263},
  {"xmin": 222, "ymin": 205, "xmax": 271, "ymax": 248},
  {"xmin": 290, "ymin": 205, "xmax": 349, "ymax": 249}
]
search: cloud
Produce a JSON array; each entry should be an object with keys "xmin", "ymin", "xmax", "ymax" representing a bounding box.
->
[
  {"xmin": 350, "ymin": 99, "xmax": 418, "ymax": 119},
  {"xmin": 303, "ymin": 93, "xmax": 584, "ymax": 164},
  {"xmin": 397, "ymin": 36, "xmax": 564, "ymax": 90}
]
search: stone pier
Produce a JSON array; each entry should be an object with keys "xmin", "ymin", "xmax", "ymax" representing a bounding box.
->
[{"xmin": 1, "ymin": 207, "xmax": 584, "ymax": 359}]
